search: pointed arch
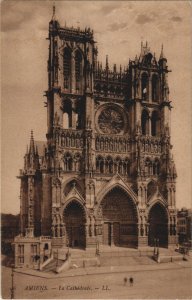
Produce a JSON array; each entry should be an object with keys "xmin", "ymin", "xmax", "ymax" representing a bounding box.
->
[
  {"xmin": 152, "ymin": 74, "xmax": 159, "ymax": 102},
  {"xmin": 75, "ymin": 50, "xmax": 83, "ymax": 91},
  {"xmin": 141, "ymin": 72, "xmax": 149, "ymax": 100},
  {"xmin": 148, "ymin": 201, "xmax": 168, "ymax": 247},
  {"xmin": 151, "ymin": 110, "xmax": 160, "ymax": 136},
  {"xmin": 63, "ymin": 99, "xmax": 72, "ymax": 129},
  {"xmin": 97, "ymin": 186, "xmax": 138, "ymax": 247},
  {"xmin": 153, "ymin": 158, "xmax": 160, "ymax": 176},
  {"xmin": 97, "ymin": 179, "xmax": 138, "ymax": 209},
  {"xmin": 63, "ymin": 47, "xmax": 71, "ymax": 90},
  {"xmin": 63, "ymin": 152, "xmax": 73, "ymax": 171},
  {"xmin": 63, "ymin": 200, "xmax": 86, "ymax": 248},
  {"xmin": 96, "ymin": 155, "xmax": 104, "ymax": 173},
  {"xmin": 141, "ymin": 110, "xmax": 150, "ymax": 135},
  {"xmin": 63, "ymin": 177, "xmax": 84, "ymax": 197}
]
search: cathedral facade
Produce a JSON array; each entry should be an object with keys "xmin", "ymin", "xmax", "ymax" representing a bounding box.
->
[{"xmin": 15, "ymin": 10, "xmax": 178, "ymax": 267}]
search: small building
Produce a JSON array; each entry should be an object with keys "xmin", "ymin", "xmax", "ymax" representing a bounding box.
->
[
  {"xmin": 177, "ymin": 208, "xmax": 192, "ymax": 244},
  {"xmin": 13, "ymin": 235, "xmax": 51, "ymax": 269}
]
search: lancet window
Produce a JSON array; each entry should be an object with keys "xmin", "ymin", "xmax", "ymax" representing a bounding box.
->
[
  {"xmin": 63, "ymin": 99, "xmax": 72, "ymax": 129},
  {"xmin": 63, "ymin": 48, "xmax": 71, "ymax": 90},
  {"xmin": 96, "ymin": 156, "xmax": 130, "ymax": 176},
  {"xmin": 141, "ymin": 110, "xmax": 149, "ymax": 135},
  {"xmin": 141, "ymin": 72, "xmax": 149, "ymax": 100},
  {"xmin": 151, "ymin": 111, "xmax": 159, "ymax": 136},
  {"xmin": 75, "ymin": 51, "xmax": 82, "ymax": 91},
  {"xmin": 152, "ymin": 74, "xmax": 159, "ymax": 102}
]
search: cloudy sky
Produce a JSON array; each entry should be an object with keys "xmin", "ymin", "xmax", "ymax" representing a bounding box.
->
[{"xmin": 1, "ymin": 0, "xmax": 192, "ymax": 214}]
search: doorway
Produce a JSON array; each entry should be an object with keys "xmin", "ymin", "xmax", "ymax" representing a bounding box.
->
[
  {"xmin": 64, "ymin": 200, "xmax": 86, "ymax": 249},
  {"xmin": 148, "ymin": 203, "xmax": 168, "ymax": 247}
]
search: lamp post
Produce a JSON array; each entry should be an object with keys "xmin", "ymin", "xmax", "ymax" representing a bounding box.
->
[{"xmin": 10, "ymin": 265, "xmax": 15, "ymax": 299}]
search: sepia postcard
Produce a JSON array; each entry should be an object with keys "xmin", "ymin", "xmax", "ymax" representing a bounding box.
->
[{"xmin": 1, "ymin": 0, "xmax": 192, "ymax": 299}]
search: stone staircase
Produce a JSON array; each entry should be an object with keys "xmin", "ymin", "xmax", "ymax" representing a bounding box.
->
[
  {"xmin": 152, "ymin": 247, "xmax": 184, "ymax": 263},
  {"xmin": 98, "ymin": 246, "xmax": 155, "ymax": 266},
  {"xmin": 40, "ymin": 246, "xmax": 183, "ymax": 273},
  {"xmin": 42, "ymin": 258, "xmax": 65, "ymax": 272}
]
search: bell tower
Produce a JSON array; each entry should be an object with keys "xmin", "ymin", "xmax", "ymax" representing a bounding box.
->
[
  {"xmin": 128, "ymin": 41, "xmax": 177, "ymax": 247},
  {"xmin": 44, "ymin": 6, "xmax": 99, "ymax": 246}
]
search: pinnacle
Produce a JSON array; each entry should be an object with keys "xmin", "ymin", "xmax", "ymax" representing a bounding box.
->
[{"xmin": 29, "ymin": 130, "xmax": 35, "ymax": 154}]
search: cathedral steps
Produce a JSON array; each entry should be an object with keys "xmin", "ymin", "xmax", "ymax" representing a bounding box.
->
[
  {"xmin": 41, "ymin": 246, "xmax": 182, "ymax": 272},
  {"xmin": 99, "ymin": 255, "xmax": 156, "ymax": 267},
  {"xmin": 41, "ymin": 258, "xmax": 65, "ymax": 272}
]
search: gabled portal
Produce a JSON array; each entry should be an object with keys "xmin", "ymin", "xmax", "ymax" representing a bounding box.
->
[
  {"xmin": 148, "ymin": 203, "xmax": 168, "ymax": 247},
  {"xmin": 64, "ymin": 200, "xmax": 86, "ymax": 249},
  {"xmin": 99, "ymin": 187, "xmax": 138, "ymax": 248}
]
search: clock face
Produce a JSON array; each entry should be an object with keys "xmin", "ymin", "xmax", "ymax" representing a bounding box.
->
[{"xmin": 98, "ymin": 107, "xmax": 124, "ymax": 134}]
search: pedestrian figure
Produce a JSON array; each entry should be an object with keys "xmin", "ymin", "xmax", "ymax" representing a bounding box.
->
[
  {"xmin": 129, "ymin": 276, "xmax": 134, "ymax": 287},
  {"xmin": 124, "ymin": 277, "xmax": 127, "ymax": 286}
]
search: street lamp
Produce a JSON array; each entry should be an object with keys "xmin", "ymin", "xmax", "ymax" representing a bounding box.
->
[{"xmin": 10, "ymin": 265, "xmax": 15, "ymax": 299}]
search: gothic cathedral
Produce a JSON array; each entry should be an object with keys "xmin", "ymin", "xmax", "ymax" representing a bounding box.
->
[{"xmin": 15, "ymin": 9, "xmax": 178, "ymax": 267}]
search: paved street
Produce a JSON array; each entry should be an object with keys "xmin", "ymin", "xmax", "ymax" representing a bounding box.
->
[{"xmin": 1, "ymin": 260, "xmax": 192, "ymax": 299}]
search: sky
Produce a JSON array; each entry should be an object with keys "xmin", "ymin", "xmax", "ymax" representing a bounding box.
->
[{"xmin": 1, "ymin": 0, "xmax": 192, "ymax": 214}]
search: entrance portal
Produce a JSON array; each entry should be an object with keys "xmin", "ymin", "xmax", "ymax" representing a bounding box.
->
[
  {"xmin": 148, "ymin": 203, "xmax": 168, "ymax": 247},
  {"xmin": 101, "ymin": 187, "xmax": 138, "ymax": 247},
  {"xmin": 64, "ymin": 200, "xmax": 86, "ymax": 249}
]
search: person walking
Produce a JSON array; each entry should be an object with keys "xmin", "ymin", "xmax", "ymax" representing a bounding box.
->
[
  {"xmin": 129, "ymin": 276, "xmax": 134, "ymax": 287},
  {"xmin": 124, "ymin": 277, "xmax": 127, "ymax": 286}
]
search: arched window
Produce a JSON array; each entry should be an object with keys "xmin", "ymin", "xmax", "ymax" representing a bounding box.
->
[
  {"xmin": 153, "ymin": 159, "xmax": 160, "ymax": 176},
  {"xmin": 64, "ymin": 153, "xmax": 73, "ymax": 171},
  {"xmin": 63, "ymin": 48, "xmax": 71, "ymax": 89},
  {"xmin": 141, "ymin": 73, "xmax": 148, "ymax": 100},
  {"xmin": 100, "ymin": 159, "xmax": 104, "ymax": 174},
  {"xmin": 96, "ymin": 156, "xmax": 104, "ymax": 173},
  {"xmin": 44, "ymin": 243, "xmax": 49, "ymax": 250},
  {"xmin": 151, "ymin": 111, "xmax": 159, "ymax": 136},
  {"xmin": 108, "ymin": 158, "xmax": 113, "ymax": 174},
  {"xmin": 63, "ymin": 113, "xmax": 69, "ymax": 129},
  {"xmin": 152, "ymin": 74, "xmax": 159, "ymax": 102},
  {"xmin": 63, "ymin": 99, "xmax": 72, "ymax": 129},
  {"xmin": 75, "ymin": 51, "xmax": 82, "ymax": 91},
  {"xmin": 141, "ymin": 110, "xmax": 149, "ymax": 135},
  {"xmin": 145, "ymin": 158, "xmax": 152, "ymax": 176}
]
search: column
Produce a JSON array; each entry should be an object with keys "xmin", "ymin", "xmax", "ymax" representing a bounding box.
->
[
  {"xmin": 110, "ymin": 223, "xmax": 114, "ymax": 246},
  {"xmin": 71, "ymin": 52, "xmax": 75, "ymax": 93},
  {"xmin": 148, "ymin": 77, "xmax": 152, "ymax": 102},
  {"xmin": 71, "ymin": 102, "xmax": 77, "ymax": 129}
]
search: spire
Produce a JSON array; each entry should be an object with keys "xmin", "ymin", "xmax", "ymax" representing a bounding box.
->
[
  {"xmin": 52, "ymin": 2, "xmax": 56, "ymax": 20},
  {"xmin": 29, "ymin": 130, "xmax": 35, "ymax": 155},
  {"xmin": 140, "ymin": 40, "xmax": 144, "ymax": 57},
  {"xmin": 159, "ymin": 44, "xmax": 167, "ymax": 61}
]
